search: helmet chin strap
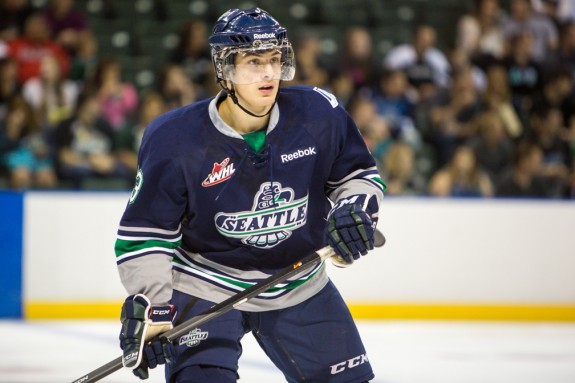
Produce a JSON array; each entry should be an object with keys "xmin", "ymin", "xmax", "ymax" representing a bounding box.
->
[{"xmin": 219, "ymin": 82, "xmax": 278, "ymax": 118}]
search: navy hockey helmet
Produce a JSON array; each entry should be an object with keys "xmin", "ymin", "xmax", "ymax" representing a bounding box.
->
[{"xmin": 209, "ymin": 8, "xmax": 296, "ymax": 84}]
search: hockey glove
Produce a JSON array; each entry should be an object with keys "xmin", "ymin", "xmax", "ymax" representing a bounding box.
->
[
  {"xmin": 325, "ymin": 194, "xmax": 379, "ymax": 265},
  {"xmin": 119, "ymin": 294, "xmax": 177, "ymax": 379}
]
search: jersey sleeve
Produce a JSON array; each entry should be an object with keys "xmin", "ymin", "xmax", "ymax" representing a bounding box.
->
[
  {"xmin": 325, "ymin": 103, "xmax": 386, "ymax": 207},
  {"xmin": 114, "ymin": 120, "xmax": 187, "ymax": 305}
]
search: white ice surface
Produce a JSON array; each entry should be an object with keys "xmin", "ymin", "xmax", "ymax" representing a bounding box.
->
[{"xmin": 1, "ymin": 320, "xmax": 575, "ymax": 382}]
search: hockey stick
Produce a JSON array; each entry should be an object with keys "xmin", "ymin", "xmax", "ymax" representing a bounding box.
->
[{"xmin": 71, "ymin": 232, "xmax": 386, "ymax": 383}]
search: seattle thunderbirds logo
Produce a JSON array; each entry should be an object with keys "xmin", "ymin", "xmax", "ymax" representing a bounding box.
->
[{"xmin": 215, "ymin": 182, "xmax": 308, "ymax": 248}]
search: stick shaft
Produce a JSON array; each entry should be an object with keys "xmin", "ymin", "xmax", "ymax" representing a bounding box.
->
[{"xmin": 70, "ymin": 246, "xmax": 333, "ymax": 383}]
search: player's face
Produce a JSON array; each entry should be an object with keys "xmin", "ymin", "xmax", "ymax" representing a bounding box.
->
[
  {"xmin": 232, "ymin": 50, "xmax": 281, "ymax": 110},
  {"xmin": 233, "ymin": 49, "xmax": 283, "ymax": 85}
]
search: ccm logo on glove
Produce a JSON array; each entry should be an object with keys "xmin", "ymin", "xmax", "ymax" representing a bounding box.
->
[{"xmin": 152, "ymin": 308, "xmax": 172, "ymax": 316}]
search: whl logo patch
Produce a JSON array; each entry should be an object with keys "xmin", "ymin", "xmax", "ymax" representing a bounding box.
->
[
  {"xmin": 179, "ymin": 328, "xmax": 209, "ymax": 348},
  {"xmin": 202, "ymin": 158, "xmax": 235, "ymax": 187},
  {"xmin": 215, "ymin": 182, "xmax": 308, "ymax": 248}
]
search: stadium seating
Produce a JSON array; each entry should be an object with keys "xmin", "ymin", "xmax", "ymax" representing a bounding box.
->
[{"xmin": 75, "ymin": 0, "xmax": 474, "ymax": 92}]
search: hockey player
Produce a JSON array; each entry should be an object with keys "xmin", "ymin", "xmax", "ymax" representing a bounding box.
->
[{"xmin": 115, "ymin": 7, "xmax": 385, "ymax": 383}]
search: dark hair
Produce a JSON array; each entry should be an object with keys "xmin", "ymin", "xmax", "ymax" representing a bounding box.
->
[
  {"xmin": 7, "ymin": 94, "xmax": 40, "ymax": 136},
  {"xmin": 88, "ymin": 57, "xmax": 121, "ymax": 92},
  {"xmin": 513, "ymin": 139, "xmax": 540, "ymax": 166},
  {"xmin": 529, "ymin": 103, "xmax": 556, "ymax": 121}
]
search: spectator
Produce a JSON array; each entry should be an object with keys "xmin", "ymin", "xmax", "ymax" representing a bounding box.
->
[
  {"xmin": 7, "ymin": 12, "xmax": 70, "ymax": 84},
  {"xmin": 545, "ymin": 21, "xmax": 575, "ymax": 77},
  {"xmin": 86, "ymin": 57, "xmax": 138, "ymax": 131},
  {"xmin": 531, "ymin": 67, "xmax": 575, "ymax": 128},
  {"xmin": 0, "ymin": 94, "xmax": 57, "ymax": 189},
  {"xmin": 53, "ymin": 92, "xmax": 132, "ymax": 188},
  {"xmin": 0, "ymin": 0, "xmax": 34, "ymax": 42},
  {"xmin": 428, "ymin": 66, "xmax": 483, "ymax": 166},
  {"xmin": 337, "ymin": 26, "xmax": 378, "ymax": 92},
  {"xmin": 428, "ymin": 144, "xmax": 494, "ymax": 197},
  {"xmin": 157, "ymin": 63, "xmax": 196, "ymax": 110},
  {"xmin": 114, "ymin": 91, "xmax": 166, "ymax": 173},
  {"xmin": 68, "ymin": 29, "xmax": 98, "ymax": 83},
  {"xmin": 370, "ymin": 69, "xmax": 420, "ymax": 149},
  {"xmin": 41, "ymin": 0, "xmax": 89, "ymax": 55},
  {"xmin": 0, "ymin": 57, "xmax": 20, "ymax": 120},
  {"xmin": 502, "ymin": 0, "xmax": 558, "ymax": 63},
  {"xmin": 382, "ymin": 141, "xmax": 426, "ymax": 196},
  {"xmin": 292, "ymin": 31, "xmax": 330, "ymax": 88},
  {"xmin": 532, "ymin": 0, "xmax": 575, "ymax": 29},
  {"xmin": 468, "ymin": 111, "xmax": 514, "ymax": 184},
  {"xmin": 21, "ymin": 54, "xmax": 79, "ymax": 130},
  {"xmin": 456, "ymin": 0, "xmax": 507, "ymax": 69},
  {"xmin": 346, "ymin": 94, "xmax": 392, "ymax": 160},
  {"xmin": 410, "ymin": 76, "xmax": 443, "ymax": 147},
  {"xmin": 503, "ymin": 31, "xmax": 544, "ymax": 116},
  {"xmin": 168, "ymin": 19, "xmax": 212, "ymax": 90},
  {"xmin": 447, "ymin": 47, "xmax": 487, "ymax": 93},
  {"xmin": 527, "ymin": 104, "xmax": 572, "ymax": 197},
  {"xmin": 328, "ymin": 71, "xmax": 356, "ymax": 109},
  {"xmin": 384, "ymin": 23, "xmax": 451, "ymax": 90},
  {"xmin": 496, "ymin": 139, "xmax": 550, "ymax": 197},
  {"xmin": 482, "ymin": 64, "xmax": 523, "ymax": 138}
]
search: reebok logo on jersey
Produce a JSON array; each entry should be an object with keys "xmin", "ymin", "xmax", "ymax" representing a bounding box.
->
[
  {"xmin": 179, "ymin": 328, "xmax": 209, "ymax": 348},
  {"xmin": 330, "ymin": 353, "xmax": 369, "ymax": 375},
  {"xmin": 215, "ymin": 182, "xmax": 308, "ymax": 248},
  {"xmin": 281, "ymin": 146, "xmax": 316, "ymax": 163},
  {"xmin": 202, "ymin": 158, "xmax": 236, "ymax": 187}
]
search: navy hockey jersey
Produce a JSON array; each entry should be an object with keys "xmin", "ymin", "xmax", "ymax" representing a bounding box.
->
[{"xmin": 115, "ymin": 85, "xmax": 385, "ymax": 311}]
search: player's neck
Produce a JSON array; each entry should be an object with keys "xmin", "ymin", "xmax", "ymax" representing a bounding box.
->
[{"xmin": 219, "ymin": 96, "xmax": 270, "ymax": 134}]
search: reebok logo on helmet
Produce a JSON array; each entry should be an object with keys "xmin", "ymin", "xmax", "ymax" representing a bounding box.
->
[{"xmin": 253, "ymin": 32, "xmax": 275, "ymax": 39}]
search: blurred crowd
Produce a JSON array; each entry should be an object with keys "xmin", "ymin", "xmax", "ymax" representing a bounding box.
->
[{"xmin": 0, "ymin": 0, "xmax": 574, "ymax": 198}]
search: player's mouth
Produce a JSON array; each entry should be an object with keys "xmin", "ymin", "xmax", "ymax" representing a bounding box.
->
[{"xmin": 258, "ymin": 84, "xmax": 275, "ymax": 94}]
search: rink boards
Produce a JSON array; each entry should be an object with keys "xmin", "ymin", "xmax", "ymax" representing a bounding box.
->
[{"xmin": 1, "ymin": 191, "xmax": 574, "ymax": 321}]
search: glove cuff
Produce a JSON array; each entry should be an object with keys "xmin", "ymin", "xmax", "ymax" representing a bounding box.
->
[
  {"xmin": 329, "ymin": 194, "xmax": 379, "ymax": 223},
  {"xmin": 144, "ymin": 304, "xmax": 176, "ymax": 341}
]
